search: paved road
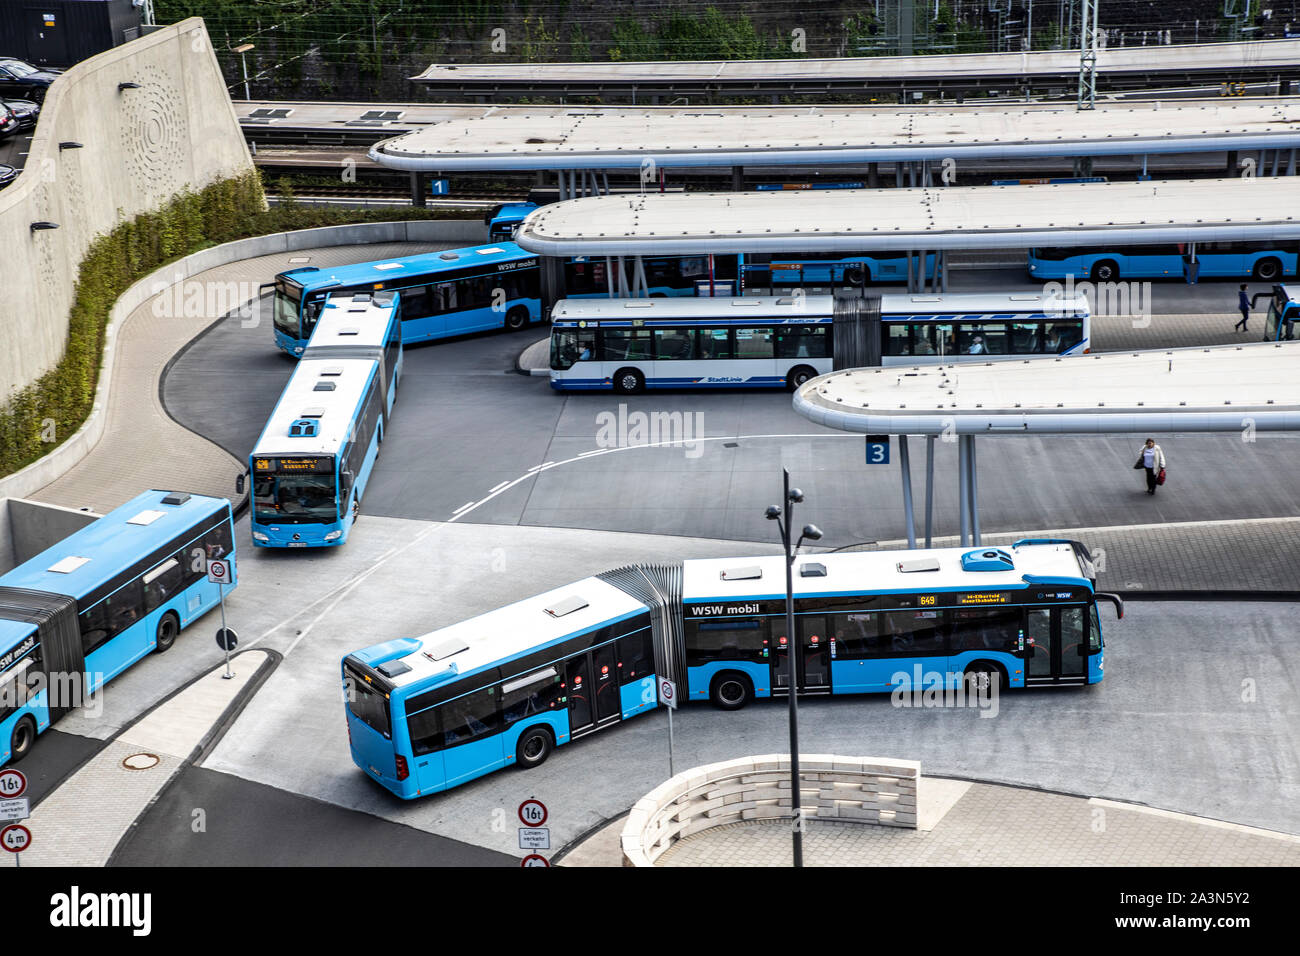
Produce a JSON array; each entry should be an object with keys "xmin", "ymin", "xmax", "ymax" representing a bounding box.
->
[{"xmin": 163, "ymin": 266, "xmax": 1300, "ymax": 549}]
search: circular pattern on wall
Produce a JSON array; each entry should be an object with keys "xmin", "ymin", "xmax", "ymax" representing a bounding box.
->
[{"xmin": 118, "ymin": 63, "xmax": 189, "ymax": 196}]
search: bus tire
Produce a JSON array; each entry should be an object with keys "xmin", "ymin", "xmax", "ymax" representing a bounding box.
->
[
  {"xmin": 612, "ymin": 368, "xmax": 645, "ymax": 394},
  {"xmin": 1090, "ymin": 259, "xmax": 1119, "ymax": 282},
  {"xmin": 786, "ymin": 365, "xmax": 818, "ymax": 390},
  {"xmin": 9, "ymin": 715, "xmax": 37, "ymax": 763},
  {"xmin": 1253, "ymin": 257, "xmax": 1282, "ymax": 281},
  {"xmin": 844, "ymin": 266, "xmax": 867, "ymax": 286},
  {"xmin": 710, "ymin": 672, "xmax": 753, "ymax": 710},
  {"xmin": 154, "ymin": 611, "xmax": 180, "ymax": 653},
  {"xmin": 963, "ymin": 661, "xmax": 1007, "ymax": 694},
  {"xmin": 504, "ymin": 306, "xmax": 530, "ymax": 332},
  {"xmin": 516, "ymin": 726, "xmax": 554, "ymax": 769}
]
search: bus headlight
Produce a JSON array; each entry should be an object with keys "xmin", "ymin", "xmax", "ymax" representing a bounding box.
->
[
  {"xmin": 252, "ymin": 532, "xmax": 269, "ymax": 542},
  {"xmin": 324, "ymin": 530, "xmax": 343, "ymax": 541}
]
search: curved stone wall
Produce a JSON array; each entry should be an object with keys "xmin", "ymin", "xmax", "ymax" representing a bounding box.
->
[
  {"xmin": 0, "ymin": 18, "xmax": 253, "ymax": 403},
  {"xmin": 621, "ymin": 753, "xmax": 920, "ymax": 866}
]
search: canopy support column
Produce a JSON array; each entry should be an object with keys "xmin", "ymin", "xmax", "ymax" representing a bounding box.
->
[
  {"xmin": 958, "ymin": 434, "xmax": 970, "ymax": 547},
  {"xmin": 969, "ymin": 436, "xmax": 981, "ymax": 545},
  {"xmin": 924, "ymin": 435, "xmax": 935, "ymax": 548},
  {"xmin": 408, "ymin": 171, "xmax": 426, "ymax": 208},
  {"xmin": 899, "ymin": 435, "xmax": 916, "ymax": 549}
]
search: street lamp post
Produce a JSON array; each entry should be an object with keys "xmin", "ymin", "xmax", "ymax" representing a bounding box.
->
[
  {"xmin": 232, "ymin": 43, "xmax": 255, "ymax": 101},
  {"xmin": 765, "ymin": 468, "xmax": 822, "ymax": 868}
]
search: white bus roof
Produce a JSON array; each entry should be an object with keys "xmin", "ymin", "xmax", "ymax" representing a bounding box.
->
[
  {"xmin": 551, "ymin": 295, "xmax": 836, "ymax": 322},
  {"xmin": 304, "ymin": 295, "xmax": 398, "ymax": 351},
  {"xmin": 878, "ymin": 291, "xmax": 1089, "ymax": 315},
  {"xmin": 516, "ymin": 177, "xmax": 1300, "ymax": 255},
  {"xmin": 251, "ymin": 357, "xmax": 376, "ymax": 459},
  {"xmin": 682, "ymin": 543, "xmax": 1088, "ymax": 602},
  {"xmin": 550, "ymin": 291, "xmax": 1089, "ymax": 323},
  {"xmin": 381, "ymin": 576, "xmax": 648, "ymax": 691}
]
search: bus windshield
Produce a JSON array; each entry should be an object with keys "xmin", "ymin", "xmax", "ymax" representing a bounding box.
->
[
  {"xmin": 551, "ymin": 328, "xmax": 595, "ymax": 370},
  {"xmin": 254, "ymin": 472, "xmax": 337, "ymax": 524},
  {"xmin": 272, "ymin": 290, "xmax": 301, "ymax": 339}
]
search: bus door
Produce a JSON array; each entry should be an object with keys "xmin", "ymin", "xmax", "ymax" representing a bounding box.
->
[
  {"xmin": 565, "ymin": 643, "xmax": 622, "ymax": 737},
  {"xmin": 1024, "ymin": 607, "xmax": 1088, "ymax": 686},
  {"xmin": 771, "ymin": 615, "xmax": 832, "ymax": 695}
]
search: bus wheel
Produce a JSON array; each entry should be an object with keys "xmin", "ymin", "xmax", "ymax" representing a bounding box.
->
[
  {"xmin": 613, "ymin": 368, "xmax": 645, "ymax": 394},
  {"xmin": 710, "ymin": 672, "xmax": 753, "ymax": 710},
  {"xmin": 154, "ymin": 612, "xmax": 180, "ymax": 653},
  {"xmin": 963, "ymin": 662, "xmax": 1006, "ymax": 694},
  {"xmin": 504, "ymin": 306, "xmax": 530, "ymax": 332},
  {"xmin": 786, "ymin": 365, "xmax": 817, "ymax": 390},
  {"xmin": 9, "ymin": 716, "xmax": 36, "ymax": 762},
  {"xmin": 516, "ymin": 726, "xmax": 554, "ymax": 769},
  {"xmin": 1090, "ymin": 260, "xmax": 1119, "ymax": 282},
  {"xmin": 844, "ymin": 266, "xmax": 867, "ymax": 286},
  {"xmin": 1253, "ymin": 258, "xmax": 1282, "ymax": 281}
]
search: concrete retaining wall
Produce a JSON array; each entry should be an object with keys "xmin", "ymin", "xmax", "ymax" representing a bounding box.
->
[
  {"xmin": 0, "ymin": 18, "xmax": 253, "ymax": 402},
  {"xmin": 0, "ymin": 498, "xmax": 100, "ymax": 575},
  {"xmin": 621, "ymin": 753, "xmax": 920, "ymax": 866},
  {"xmin": 0, "ymin": 219, "xmax": 485, "ymax": 502}
]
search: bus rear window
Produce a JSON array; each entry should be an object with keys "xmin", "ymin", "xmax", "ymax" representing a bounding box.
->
[{"xmin": 345, "ymin": 664, "xmax": 391, "ymax": 738}]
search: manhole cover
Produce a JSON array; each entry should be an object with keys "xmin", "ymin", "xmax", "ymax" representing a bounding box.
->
[{"xmin": 122, "ymin": 753, "xmax": 160, "ymax": 771}]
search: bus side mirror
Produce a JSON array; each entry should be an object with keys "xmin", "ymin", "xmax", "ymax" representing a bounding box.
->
[
  {"xmin": 1094, "ymin": 592, "xmax": 1124, "ymax": 620},
  {"xmin": 235, "ymin": 474, "xmax": 245, "ymax": 495}
]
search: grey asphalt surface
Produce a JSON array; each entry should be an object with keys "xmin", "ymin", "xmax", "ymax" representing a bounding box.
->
[
  {"xmin": 110, "ymin": 765, "xmax": 515, "ymax": 867},
  {"xmin": 162, "ymin": 270, "xmax": 1300, "ymax": 549}
]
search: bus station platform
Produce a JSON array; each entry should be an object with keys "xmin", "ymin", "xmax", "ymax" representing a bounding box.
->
[{"xmin": 561, "ymin": 777, "xmax": 1300, "ymax": 867}]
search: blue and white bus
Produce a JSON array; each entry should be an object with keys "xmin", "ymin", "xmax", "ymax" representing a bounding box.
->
[
  {"xmin": 243, "ymin": 293, "xmax": 402, "ymax": 548},
  {"xmin": 268, "ymin": 243, "xmax": 541, "ymax": 355},
  {"xmin": 1261, "ymin": 283, "xmax": 1299, "ymax": 341},
  {"xmin": 1028, "ymin": 241, "xmax": 1298, "ymax": 282},
  {"xmin": 741, "ymin": 251, "xmax": 937, "ymax": 290},
  {"xmin": 549, "ymin": 290, "xmax": 1090, "ymax": 393},
  {"xmin": 0, "ymin": 489, "xmax": 236, "ymax": 766},
  {"xmin": 342, "ymin": 540, "xmax": 1121, "ymax": 798}
]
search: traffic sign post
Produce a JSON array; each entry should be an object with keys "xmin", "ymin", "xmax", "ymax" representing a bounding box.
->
[
  {"xmin": 0, "ymin": 769, "xmax": 26, "ymax": 799},
  {"xmin": 518, "ymin": 800, "xmax": 550, "ymax": 866},
  {"xmin": 206, "ymin": 558, "xmax": 235, "ymax": 679},
  {"xmin": 0, "ymin": 798, "xmax": 30, "ymax": 823},
  {"xmin": 1, "ymin": 823, "xmax": 31, "ymax": 866},
  {"xmin": 658, "ymin": 678, "xmax": 678, "ymax": 778}
]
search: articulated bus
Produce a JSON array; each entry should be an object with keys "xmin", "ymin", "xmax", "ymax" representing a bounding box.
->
[
  {"xmin": 549, "ymin": 290, "xmax": 1090, "ymax": 393},
  {"xmin": 242, "ymin": 293, "xmax": 402, "ymax": 548},
  {"xmin": 1028, "ymin": 241, "xmax": 1298, "ymax": 282},
  {"xmin": 1261, "ymin": 283, "xmax": 1299, "ymax": 341},
  {"xmin": 268, "ymin": 243, "xmax": 541, "ymax": 355},
  {"xmin": 343, "ymin": 540, "xmax": 1122, "ymax": 798},
  {"xmin": 0, "ymin": 490, "xmax": 236, "ymax": 766}
]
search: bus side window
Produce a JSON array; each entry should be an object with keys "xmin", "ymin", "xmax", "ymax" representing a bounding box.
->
[
  {"xmin": 502, "ymin": 671, "xmax": 563, "ymax": 724},
  {"xmin": 441, "ymin": 687, "xmax": 500, "ymax": 747},
  {"xmin": 399, "ymin": 285, "xmax": 433, "ymax": 319},
  {"xmin": 408, "ymin": 706, "xmax": 441, "ymax": 755},
  {"xmin": 884, "ymin": 323, "xmax": 910, "ymax": 356},
  {"xmin": 617, "ymin": 630, "xmax": 655, "ymax": 681}
]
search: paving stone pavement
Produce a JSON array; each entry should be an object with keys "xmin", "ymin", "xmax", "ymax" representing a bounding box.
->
[
  {"xmin": 654, "ymin": 781, "xmax": 1300, "ymax": 867},
  {"xmin": 31, "ymin": 241, "xmax": 453, "ymax": 515}
]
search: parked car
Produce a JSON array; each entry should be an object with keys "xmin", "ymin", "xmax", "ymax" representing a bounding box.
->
[
  {"xmin": 0, "ymin": 59, "xmax": 61, "ymax": 103},
  {"xmin": 0, "ymin": 163, "xmax": 19, "ymax": 190},
  {"xmin": 0, "ymin": 97, "xmax": 38, "ymax": 131},
  {"xmin": 0, "ymin": 103, "xmax": 18, "ymax": 140}
]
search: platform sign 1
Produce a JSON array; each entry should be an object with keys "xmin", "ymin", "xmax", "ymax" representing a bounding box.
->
[
  {"xmin": 430, "ymin": 179, "xmax": 450, "ymax": 196},
  {"xmin": 865, "ymin": 435, "xmax": 891, "ymax": 465}
]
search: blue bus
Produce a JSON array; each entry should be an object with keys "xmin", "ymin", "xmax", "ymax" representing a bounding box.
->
[
  {"xmin": 0, "ymin": 489, "xmax": 236, "ymax": 766},
  {"xmin": 550, "ymin": 290, "xmax": 1090, "ymax": 393},
  {"xmin": 740, "ymin": 251, "xmax": 938, "ymax": 290},
  {"xmin": 1028, "ymin": 241, "xmax": 1298, "ymax": 283},
  {"xmin": 342, "ymin": 540, "xmax": 1122, "ymax": 798},
  {"xmin": 243, "ymin": 293, "xmax": 402, "ymax": 548},
  {"xmin": 1261, "ymin": 283, "xmax": 1299, "ymax": 341},
  {"xmin": 268, "ymin": 243, "xmax": 541, "ymax": 356}
]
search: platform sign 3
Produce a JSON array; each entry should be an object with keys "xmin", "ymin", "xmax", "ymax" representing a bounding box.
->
[{"xmin": 865, "ymin": 435, "xmax": 891, "ymax": 465}]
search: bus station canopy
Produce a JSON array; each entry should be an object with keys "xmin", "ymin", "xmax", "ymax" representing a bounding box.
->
[
  {"xmin": 793, "ymin": 342, "xmax": 1300, "ymax": 435},
  {"xmin": 369, "ymin": 98, "xmax": 1300, "ymax": 171},
  {"xmin": 409, "ymin": 38, "xmax": 1300, "ymax": 97},
  {"xmin": 513, "ymin": 177, "xmax": 1300, "ymax": 255}
]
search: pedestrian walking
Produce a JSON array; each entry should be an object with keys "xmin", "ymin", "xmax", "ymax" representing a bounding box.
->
[
  {"xmin": 1133, "ymin": 437, "xmax": 1167, "ymax": 495},
  {"xmin": 1235, "ymin": 284, "xmax": 1251, "ymax": 331}
]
